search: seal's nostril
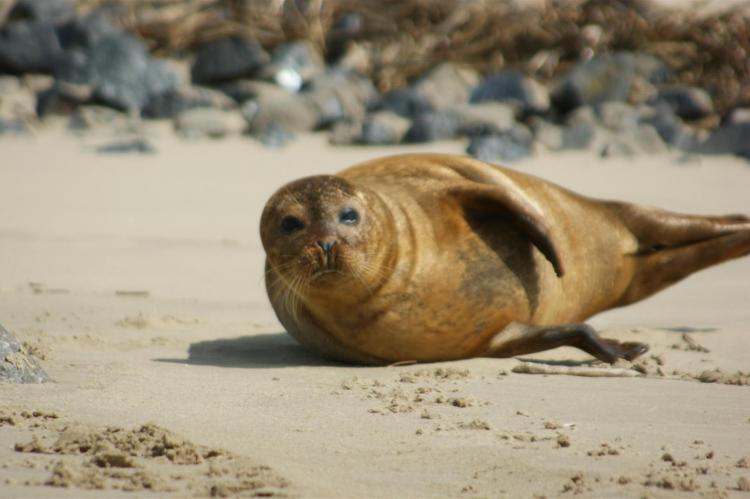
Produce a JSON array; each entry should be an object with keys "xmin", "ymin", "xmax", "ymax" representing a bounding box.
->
[{"xmin": 317, "ymin": 240, "xmax": 337, "ymax": 254}]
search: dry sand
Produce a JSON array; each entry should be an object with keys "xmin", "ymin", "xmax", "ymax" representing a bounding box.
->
[{"xmin": 1, "ymin": 123, "xmax": 749, "ymax": 497}]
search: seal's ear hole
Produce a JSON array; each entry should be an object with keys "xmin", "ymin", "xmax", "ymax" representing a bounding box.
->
[
  {"xmin": 339, "ymin": 208, "xmax": 360, "ymax": 225},
  {"xmin": 280, "ymin": 215, "xmax": 305, "ymax": 235}
]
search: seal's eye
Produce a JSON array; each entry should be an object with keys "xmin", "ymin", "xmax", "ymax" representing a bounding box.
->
[
  {"xmin": 280, "ymin": 215, "xmax": 304, "ymax": 235},
  {"xmin": 339, "ymin": 208, "xmax": 360, "ymax": 225}
]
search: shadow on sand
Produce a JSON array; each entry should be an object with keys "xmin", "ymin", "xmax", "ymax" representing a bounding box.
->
[{"xmin": 156, "ymin": 332, "xmax": 340, "ymax": 369}]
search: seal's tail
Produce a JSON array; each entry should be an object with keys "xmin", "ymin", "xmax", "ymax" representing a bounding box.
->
[{"xmin": 607, "ymin": 202, "xmax": 750, "ymax": 306}]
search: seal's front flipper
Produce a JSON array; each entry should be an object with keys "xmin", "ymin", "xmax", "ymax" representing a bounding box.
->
[{"xmin": 485, "ymin": 322, "xmax": 648, "ymax": 363}]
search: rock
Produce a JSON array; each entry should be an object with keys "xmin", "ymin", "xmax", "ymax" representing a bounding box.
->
[
  {"xmin": 36, "ymin": 80, "xmax": 92, "ymax": 116},
  {"xmin": 360, "ymin": 110, "xmax": 411, "ymax": 145},
  {"xmin": 373, "ymin": 88, "xmax": 432, "ymax": 118},
  {"xmin": 190, "ymin": 37, "xmax": 268, "ymax": 85},
  {"xmin": 68, "ymin": 105, "xmax": 129, "ymax": 131},
  {"xmin": 638, "ymin": 103, "xmax": 696, "ymax": 149},
  {"xmin": 533, "ymin": 120, "xmax": 595, "ymax": 151},
  {"xmin": 241, "ymin": 93, "xmax": 317, "ymax": 134},
  {"xmin": 256, "ymin": 124, "xmax": 295, "ymax": 148},
  {"xmin": 0, "ymin": 322, "xmax": 50, "ymax": 383},
  {"xmin": 404, "ymin": 110, "xmax": 458, "ymax": 143},
  {"xmin": 217, "ymin": 79, "xmax": 290, "ymax": 104},
  {"xmin": 653, "ymin": 86, "xmax": 713, "ymax": 121},
  {"xmin": 96, "ymin": 138, "xmax": 156, "ymax": 154},
  {"xmin": 329, "ymin": 119, "xmax": 362, "ymax": 145},
  {"xmin": 0, "ymin": 117, "xmax": 28, "ymax": 134},
  {"xmin": 452, "ymin": 102, "xmax": 517, "ymax": 137},
  {"xmin": 55, "ymin": 12, "xmax": 117, "ymax": 50},
  {"xmin": 596, "ymin": 101, "xmax": 639, "ymax": 131},
  {"xmin": 7, "ymin": 0, "xmax": 75, "ymax": 25},
  {"xmin": 412, "ymin": 63, "xmax": 480, "ymax": 110},
  {"xmin": 0, "ymin": 75, "xmax": 36, "ymax": 122},
  {"xmin": 54, "ymin": 25, "xmax": 178, "ymax": 112},
  {"xmin": 633, "ymin": 53, "xmax": 672, "ymax": 85},
  {"xmin": 726, "ymin": 107, "xmax": 750, "ymax": 125},
  {"xmin": 552, "ymin": 52, "xmax": 636, "ymax": 114},
  {"xmin": 600, "ymin": 124, "xmax": 669, "ymax": 157},
  {"xmin": 692, "ymin": 122, "xmax": 750, "ymax": 159},
  {"xmin": 143, "ymin": 85, "xmax": 236, "ymax": 120},
  {"xmin": 470, "ymin": 70, "xmax": 550, "ymax": 115},
  {"xmin": 174, "ymin": 107, "xmax": 246, "ymax": 138},
  {"xmin": 466, "ymin": 126, "xmax": 533, "ymax": 163},
  {"xmin": 0, "ymin": 20, "xmax": 63, "ymax": 73},
  {"xmin": 304, "ymin": 70, "xmax": 377, "ymax": 127},
  {"xmin": 260, "ymin": 40, "xmax": 325, "ymax": 92}
]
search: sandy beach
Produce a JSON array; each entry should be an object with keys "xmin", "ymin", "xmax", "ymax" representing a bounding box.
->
[{"xmin": 1, "ymin": 125, "xmax": 749, "ymax": 497}]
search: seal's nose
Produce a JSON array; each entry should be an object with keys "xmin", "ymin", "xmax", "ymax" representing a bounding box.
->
[{"xmin": 317, "ymin": 240, "xmax": 338, "ymax": 256}]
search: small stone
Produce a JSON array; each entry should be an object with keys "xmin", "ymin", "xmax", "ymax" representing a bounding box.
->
[
  {"xmin": 1, "ymin": 322, "xmax": 50, "ymax": 383},
  {"xmin": 190, "ymin": 37, "xmax": 268, "ymax": 85},
  {"xmin": 143, "ymin": 85, "xmax": 236, "ymax": 120},
  {"xmin": 453, "ymin": 102, "xmax": 516, "ymax": 137},
  {"xmin": 470, "ymin": 70, "xmax": 550, "ymax": 115},
  {"xmin": 96, "ymin": 138, "xmax": 156, "ymax": 155},
  {"xmin": 596, "ymin": 102, "xmax": 639, "ymax": 131},
  {"xmin": 360, "ymin": 111, "xmax": 411, "ymax": 145},
  {"xmin": 654, "ymin": 86, "xmax": 713, "ymax": 121},
  {"xmin": 305, "ymin": 70, "xmax": 377, "ymax": 127},
  {"xmin": 466, "ymin": 126, "xmax": 533, "ymax": 163},
  {"xmin": 412, "ymin": 62, "xmax": 480, "ymax": 111},
  {"xmin": 374, "ymin": 88, "xmax": 432, "ymax": 118},
  {"xmin": 241, "ymin": 92, "xmax": 318, "ymax": 134},
  {"xmin": 175, "ymin": 107, "xmax": 246, "ymax": 139},
  {"xmin": 738, "ymin": 477, "xmax": 750, "ymax": 492},
  {"xmin": 404, "ymin": 110, "xmax": 458, "ymax": 143}
]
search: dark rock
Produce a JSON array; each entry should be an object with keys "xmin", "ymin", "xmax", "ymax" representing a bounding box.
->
[
  {"xmin": 55, "ymin": 28, "xmax": 178, "ymax": 112},
  {"xmin": 412, "ymin": 63, "xmax": 480, "ymax": 110},
  {"xmin": 190, "ymin": 37, "xmax": 268, "ymax": 85},
  {"xmin": 36, "ymin": 80, "xmax": 92, "ymax": 116},
  {"xmin": 0, "ymin": 322, "xmax": 49, "ymax": 383},
  {"xmin": 143, "ymin": 85, "xmax": 236, "ymax": 120},
  {"xmin": 360, "ymin": 111, "xmax": 410, "ymax": 145},
  {"xmin": 55, "ymin": 12, "xmax": 117, "ymax": 50},
  {"xmin": 452, "ymin": 102, "xmax": 516, "ymax": 137},
  {"xmin": 470, "ymin": 70, "xmax": 550, "ymax": 115},
  {"xmin": 466, "ymin": 125, "xmax": 533, "ymax": 163},
  {"xmin": 96, "ymin": 138, "xmax": 156, "ymax": 154},
  {"xmin": 653, "ymin": 86, "xmax": 713, "ymax": 121},
  {"xmin": 373, "ymin": 88, "xmax": 432, "ymax": 118},
  {"xmin": 692, "ymin": 122, "xmax": 750, "ymax": 159},
  {"xmin": 217, "ymin": 79, "xmax": 289, "ymax": 104},
  {"xmin": 552, "ymin": 52, "xmax": 636, "ymax": 114},
  {"xmin": 174, "ymin": 107, "xmax": 246, "ymax": 139},
  {"xmin": 0, "ymin": 21, "xmax": 63, "ymax": 73},
  {"xmin": 8, "ymin": 0, "xmax": 75, "ymax": 25},
  {"xmin": 638, "ymin": 103, "xmax": 695, "ymax": 149},
  {"xmin": 404, "ymin": 110, "xmax": 458, "ymax": 143},
  {"xmin": 261, "ymin": 40, "xmax": 325, "ymax": 92},
  {"xmin": 304, "ymin": 69, "xmax": 377, "ymax": 127}
]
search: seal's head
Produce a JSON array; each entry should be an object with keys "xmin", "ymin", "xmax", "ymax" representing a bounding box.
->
[{"xmin": 261, "ymin": 175, "xmax": 392, "ymax": 304}]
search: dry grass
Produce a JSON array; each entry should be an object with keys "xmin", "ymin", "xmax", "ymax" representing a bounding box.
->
[{"xmin": 65, "ymin": 0, "xmax": 750, "ymax": 114}]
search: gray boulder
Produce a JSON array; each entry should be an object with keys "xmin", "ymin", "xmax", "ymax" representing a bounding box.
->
[
  {"xmin": 175, "ymin": 107, "xmax": 247, "ymax": 139},
  {"xmin": 0, "ymin": 20, "xmax": 63, "ymax": 73},
  {"xmin": 1, "ymin": 322, "xmax": 50, "ymax": 383},
  {"xmin": 360, "ymin": 111, "xmax": 411, "ymax": 145},
  {"xmin": 404, "ymin": 110, "xmax": 459, "ymax": 143},
  {"xmin": 7, "ymin": 0, "xmax": 75, "ymax": 25},
  {"xmin": 470, "ymin": 70, "xmax": 550, "ymax": 115},
  {"xmin": 466, "ymin": 125, "xmax": 534, "ymax": 163},
  {"xmin": 653, "ymin": 86, "xmax": 714, "ymax": 121},
  {"xmin": 260, "ymin": 40, "xmax": 325, "ymax": 92}
]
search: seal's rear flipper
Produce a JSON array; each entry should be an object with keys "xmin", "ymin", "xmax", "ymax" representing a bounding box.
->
[
  {"xmin": 484, "ymin": 322, "xmax": 648, "ymax": 363},
  {"xmin": 608, "ymin": 203, "xmax": 750, "ymax": 306}
]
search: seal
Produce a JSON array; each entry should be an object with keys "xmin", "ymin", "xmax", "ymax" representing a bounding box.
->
[{"xmin": 260, "ymin": 153, "xmax": 750, "ymax": 364}]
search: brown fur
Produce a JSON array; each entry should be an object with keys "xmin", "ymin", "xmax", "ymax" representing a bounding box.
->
[{"xmin": 260, "ymin": 154, "xmax": 750, "ymax": 364}]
